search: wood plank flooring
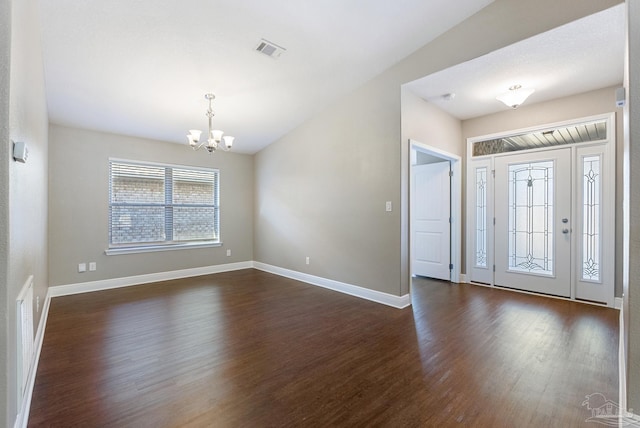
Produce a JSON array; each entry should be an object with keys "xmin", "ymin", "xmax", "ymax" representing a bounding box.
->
[{"xmin": 28, "ymin": 269, "xmax": 618, "ymax": 427}]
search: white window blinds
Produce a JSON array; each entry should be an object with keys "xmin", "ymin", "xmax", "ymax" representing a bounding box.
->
[{"xmin": 109, "ymin": 160, "xmax": 220, "ymax": 247}]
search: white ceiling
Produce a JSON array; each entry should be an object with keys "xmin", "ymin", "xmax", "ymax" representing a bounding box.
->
[
  {"xmin": 37, "ymin": 0, "xmax": 494, "ymax": 154},
  {"xmin": 404, "ymin": 4, "xmax": 626, "ymax": 120}
]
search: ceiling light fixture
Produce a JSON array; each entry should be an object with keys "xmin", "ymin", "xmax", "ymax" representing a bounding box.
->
[
  {"xmin": 496, "ymin": 85, "xmax": 535, "ymax": 109},
  {"xmin": 187, "ymin": 93, "xmax": 234, "ymax": 153}
]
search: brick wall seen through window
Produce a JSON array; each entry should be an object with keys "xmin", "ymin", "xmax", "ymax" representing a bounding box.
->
[{"xmin": 109, "ymin": 161, "xmax": 219, "ymax": 247}]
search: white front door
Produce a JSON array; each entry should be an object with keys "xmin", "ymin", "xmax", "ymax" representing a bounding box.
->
[
  {"xmin": 494, "ymin": 148, "xmax": 572, "ymax": 297},
  {"xmin": 412, "ymin": 161, "xmax": 451, "ymax": 280}
]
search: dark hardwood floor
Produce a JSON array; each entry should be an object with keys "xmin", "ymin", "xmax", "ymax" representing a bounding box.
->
[{"xmin": 28, "ymin": 269, "xmax": 618, "ymax": 427}]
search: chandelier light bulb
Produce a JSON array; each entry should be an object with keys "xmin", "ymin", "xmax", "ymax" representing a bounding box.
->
[
  {"xmin": 188, "ymin": 129, "xmax": 202, "ymax": 143},
  {"xmin": 211, "ymin": 130, "xmax": 224, "ymax": 142},
  {"xmin": 223, "ymin": 136, "xmax": 234, "ymax": 151}
]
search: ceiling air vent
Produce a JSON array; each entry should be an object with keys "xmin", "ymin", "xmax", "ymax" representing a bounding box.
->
[{"xmin": 255, "ymin": 39, "xmax": 286, "ymax": 59}]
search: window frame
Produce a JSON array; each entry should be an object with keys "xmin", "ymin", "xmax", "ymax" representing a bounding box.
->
[{"xmin": 105, "ymin": 158, "xmax": 221, "ymax": 255}]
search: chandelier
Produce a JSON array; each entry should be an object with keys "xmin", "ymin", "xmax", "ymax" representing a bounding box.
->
[{"xmin": 187, "ymin": 93, "xmax": 234, "ymax": 153}]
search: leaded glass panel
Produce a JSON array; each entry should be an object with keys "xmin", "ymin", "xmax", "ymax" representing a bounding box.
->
[
  {"xmin": 582, "ymin": 156, "xmax": 601, "ymax": 281},
  {"xmin": 475, "ymin": 167, "xmax": 487, "ymax": 267},
  {"xmin": 508, "ymin": 161, "xmax": 554, "ymax": 276}
]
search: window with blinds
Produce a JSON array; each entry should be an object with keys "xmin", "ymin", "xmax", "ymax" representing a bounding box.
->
[{"xmin": 109, "ymin": 160, "xmax": 220, "ymax": 249}]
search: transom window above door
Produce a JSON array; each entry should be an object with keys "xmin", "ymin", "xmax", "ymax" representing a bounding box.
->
[{"xmin": 472, "ymin": 119, "xmax": 608, "ymax": 157}]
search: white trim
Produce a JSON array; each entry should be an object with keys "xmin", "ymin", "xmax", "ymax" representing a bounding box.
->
[
  {"xmin": 615, "ymin": 297, "xmax": 623, "ymax": 310},
  {"xmin": 48, "ymin": 260, "xmax": 411, "ymax": 307},
  {"xmin": 408, "ymin": 140, "xmax": 462, "ymax": 284},
  {"xmin": 49, "ymin": 262, "xmax": 252, "ymax": 297},
  {"xmin": 14, "ymin": 290, "xmax": 52, "ymax": 428},
  {"xmin": 458, "ymin": 274, "xmax": 468, "ymax": 284},
  {"xmin": 465, "ymin": 113, "xmax": 617, "ymax": 308},
  {"xmin": 619, "ymin": 303, "xmax": 627, "ymax": 416},
  {"xmin": 616, "ymin": 305, "xmax": 640, "ymax": 426},
  {"xmin": 18, "ymin": 262, "xmax": 409, "ymax": 426},
  {"xmin": 466, "ymin": 113, "xmax": 613, "ymax": 149},
  {"xmin": 253, "ymin": 262, "xmax": 411, "ymax": 309},
  {"xmin": 105, "ymin": 241, "xmax": 223, "ymax": 256}
]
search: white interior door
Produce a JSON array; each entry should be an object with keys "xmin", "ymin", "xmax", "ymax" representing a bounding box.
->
[
  {"xmin": 412, "ymin": 161, "xmax": 451, "ymax": 280},
  {"xmin": 494, "ymin": 148, "xmax": 572, "ymax": 297}
]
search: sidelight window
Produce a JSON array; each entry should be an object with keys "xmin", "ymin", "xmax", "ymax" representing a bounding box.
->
[{"xmin": 582, "ymin": 155, "xmax": 601, "ymax": 282}]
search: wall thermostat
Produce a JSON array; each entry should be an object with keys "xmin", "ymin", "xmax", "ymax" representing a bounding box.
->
[
  {"xmin": 616, "ymin": 87, "xmax": 626, "ymax": 108},
  {"xmin": 12, "ymin": 141, "xmax": 28, "ymax": 163}
]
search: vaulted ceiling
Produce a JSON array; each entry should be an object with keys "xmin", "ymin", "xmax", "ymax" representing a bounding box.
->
[
  {"xmin": 37, "ymin": 0, "xmax": 494, "ymax": 153},
  {"xmin": 38, "ymin": 2, "xmax": 624, "ymax": 154}
]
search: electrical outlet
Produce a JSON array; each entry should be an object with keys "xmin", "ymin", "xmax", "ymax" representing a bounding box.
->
[
  {"xmin": 36, "ymin": 295, "xmax": 40, "ymax": 313},
  {"xmin": 78, "ymin": 263, "xmax": 86, "ymax": 273},
  {"xmin": 89, "ymin": 262, "xmax": 97, "ymax": 271},
  {"xmin": 226, "ymin": 249, "xmax": 231, "ymax": 257},
  {"xmin": 306, "ymin": 256, "xmax": 310, "ymax": 265},
  {"xmin": 386, "ymin": 201, "xmax": 392, "ymax": 212}
]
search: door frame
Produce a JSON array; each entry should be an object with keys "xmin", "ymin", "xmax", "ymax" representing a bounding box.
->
[
  {"xmin": 409, "ymin": 140, "xmax": 462, "ymax": 284},
  {"xmin": 465, "ymin": 113, "xmax": 616, "ymax": 307}
]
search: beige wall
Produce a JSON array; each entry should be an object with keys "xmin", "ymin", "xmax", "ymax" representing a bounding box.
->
[
  {"xmin": 254, "ymin": 74, "xmax": 402, "ymax": 293},
  {"xmin": 48, "ymin": 125, "xmax": 254, "ymax": 286},
  {"xmin": 0, "ymin": 0, "xmax": 10, "ymax": 424},
  {"xmin": 462, "ymin": 86, "xmax": 624, "ymax": 296},
  {"xmin": 401, "ymin": 88, "xmax": 464, "ymax": 157},
  {"xmin": 5, "ymin": 0, "xmax": 49, "ymax": 424},
  {"xmin": 253, "ymin": 0, "xmax": 620, "ymax": 298},
  {"xmin": 625, "ymin": 0, "xmax": 640, "ymax": 412}
]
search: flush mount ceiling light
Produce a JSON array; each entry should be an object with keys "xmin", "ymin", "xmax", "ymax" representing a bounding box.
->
[
  {"xmin": 496, "ymin": 85, "xmax": 535, "ymax": 109},
  {"xmin": 186, "ymin": 93, "xmax": 234, "ymax": 154}
]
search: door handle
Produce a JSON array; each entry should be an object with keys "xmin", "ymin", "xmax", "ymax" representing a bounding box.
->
[{"xmin": 562, "ymin": 228, "xmax": 570, "ymax": 234}]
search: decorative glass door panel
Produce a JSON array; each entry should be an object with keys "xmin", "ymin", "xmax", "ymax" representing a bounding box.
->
[
  {"xmin": 575, "ymin": 145, "xmax": 613, "ymax": 305},
  {"xmin": 476, "ymin": 167, "xmax": 488, "ymax": 268},
  {"xmin": 494, "ymin": 149, "xmax": 571, "ymax": 297},
  {"xmin": 582, "ymin": 155, "xmax": 601, "ymax": 282},
  {"xmin": 467, "ymin": 115, "xmax": 615, "ymax": 306},
  {"xmin": 468, "ymin": 159, "xmax": 493, "ymax": 285},
  {"xmin": 507, "ymin": 161, "xmax": 554, "ymax": 276}
]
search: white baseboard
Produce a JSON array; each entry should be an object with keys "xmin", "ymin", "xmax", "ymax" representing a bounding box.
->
[
  {"xmin": 48, "ymin": 259, "xmax": 411, "ymax": 308},
  {"xmin": 615, "ymin": 303, "xmax": 640, "ymax": 427},
  {"xmin": 615, "ymin": 297, "xmax": 623, "ymax": 310},
  {"xmin": 14, "ymin": 290, "xmax": 52, "ymax": 428},
  {"xmin": 620, "ymin": 303, "xmax": 627, "ymax": 415},
  {"xmin": 49, "ymin": 261, "xmax": 253, "ymax": 297},
  {"xmin": 253, "ymin": 262, "xmax": 411, "ymax": 309},
  {"xmin": 458, "ymin": 274, "xmax": 468, "ymax": 284},
  {"xmin": 19, "ymin": 261, "xmax": 408, "ymax": 426}
]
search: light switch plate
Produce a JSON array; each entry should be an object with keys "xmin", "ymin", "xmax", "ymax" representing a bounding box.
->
[{"xmin": 12, "ymin": 141, "xmax": 28, "ymax": 163}]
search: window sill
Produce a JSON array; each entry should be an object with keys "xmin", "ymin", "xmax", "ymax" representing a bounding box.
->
[{"xmin": 105, "ymin": 241, "xmax": 222, "ymax": 256}]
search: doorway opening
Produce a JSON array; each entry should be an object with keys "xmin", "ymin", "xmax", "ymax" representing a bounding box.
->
[
  {"xmin": 409, "ymin": 140, "xmax": 461, "ymax": 285},
  {"xmin": 466, "ymin": 114, "xmax": 616, "ymax": 307}
]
